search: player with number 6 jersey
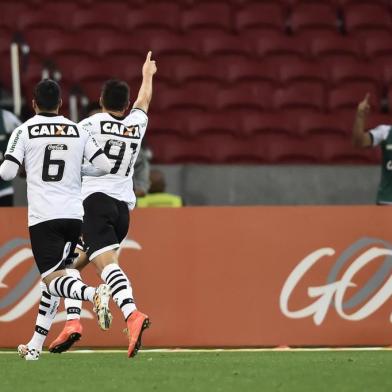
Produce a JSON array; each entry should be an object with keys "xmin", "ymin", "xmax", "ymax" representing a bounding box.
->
[{"xmin": 0, "ymin": 79, "xmax": 114, "ymax": 360}]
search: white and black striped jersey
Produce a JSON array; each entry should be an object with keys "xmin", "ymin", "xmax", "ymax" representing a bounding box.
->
[
  {"xmin": 79, "ymin": 109, "xmax": 148, "ymax": 209},
  {"xmin": 5, "ymin": 113, "xmax": 103, "ymax": 226}
]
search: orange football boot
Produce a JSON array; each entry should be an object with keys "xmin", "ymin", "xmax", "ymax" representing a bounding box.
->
[
  {"xmin": 49, "ymin": 319, "xmax": 83, "ymax": 353},
  {"xmin": 126, "ymin": 311, "xmax": 150, "ymax": 358}
]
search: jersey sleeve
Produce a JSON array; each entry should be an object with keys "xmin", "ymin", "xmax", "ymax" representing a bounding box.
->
[
  {"xmin": 80, "ymin": 125, "xmax": 103, "ymax": 162},
  {"xmin": 5, "ymin": 127, "xmax": 26, "ymax": 165},
  {"xmin": 125, "ymin": 108, "xmax": 149, "ymax": 138},
  {"xmin": 369, "ymin": 125, "xmax": 391, "ymax": 146}
]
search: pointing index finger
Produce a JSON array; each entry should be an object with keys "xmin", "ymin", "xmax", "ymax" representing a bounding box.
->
[{"xmin": 146, "ymin": 51, "xmax": 152, "ymax": 61}]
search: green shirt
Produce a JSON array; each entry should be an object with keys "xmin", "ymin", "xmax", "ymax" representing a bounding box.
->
[
  {"xmin": 370, "ymin": 124, "xmax": 392, "ymax": 204},
  {"xmin": 137, "ymin": 193, "xmax": 183, "ymax": 208}
]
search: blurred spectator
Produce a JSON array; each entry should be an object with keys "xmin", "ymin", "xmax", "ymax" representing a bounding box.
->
[
  {"xmin": 0, "ymin": 108, "xmax": 22, "ymax": 206},
  {"xmin": 137, "ymin": 169, "xmax": 183, "ymax": 207},
  {"xmin": 134, "ymin": 143, "xmax": 151, "ymax": 197}
]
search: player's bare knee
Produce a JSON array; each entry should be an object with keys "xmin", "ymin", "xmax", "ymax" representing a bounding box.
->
[
  {"xmin": 42, "ymin": 270, "xmax": 67, "ymax": 286},
  {"xmin": 92, "ymin": 250, "xmax": 119, "ymax": 273}
]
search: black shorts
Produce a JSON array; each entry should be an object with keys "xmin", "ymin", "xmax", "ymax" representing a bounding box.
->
[
  {"xmin": 29, "ymin": 219, "xmax": 82, "ymax": 278},
  {"xmin": 82, "ymin": 192, "xmax": 129, "ymax": 260}
]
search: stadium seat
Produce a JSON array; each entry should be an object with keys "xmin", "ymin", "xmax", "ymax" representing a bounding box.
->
[
  {"xmin": 266, "ymin": 136, "xmax": 321, "ymax": 164},
  {"xmin": 328, "ymin": 82, "xmax": 379, "ymax": 111},
  {"xmin": 309, "ymin": 32, "xmax": 361, "ymax": 63},
  {"xmin": 344, "ymin": 4, "xmax": 392, "ymax": 34},
  {"xmin": 298, "ymin": 112, "xmax": 350, "ymax": 137},
  {"xmin": 154, "ymin": 82, "xmax": 219, "ymax": 111},
  {"xmin": 72, "ymin": 6, "xmax": 126, "ymax": 32},
  {"xmin": 126, "ymin": 3, "xmax": 181, "ymax": 32},
  {"xmin": 44, "ymin": 33, "xmax": 98, "ymax": 57},
  {"xmin": 253, "ymin": 33, "xmax": 308, "ymax": 60},
  {"xmin": 274, "ymin": 82, "xmax": 325, "ymax": 111},
  {"xmin": 289, "ymin": 3, "xmax": 339, "ymax": 34},
  {"xmin": 363, "ymin": 32, "xmax": 392, "ymax": 62},
  {"xmin": 217, "ymin": 82, "xmax": 275, "ymax": 111},
  {"xmin": 226, "ymin": 59, "xmax": 278, "ymax": 84},
  {"xmin": 97, "ymin": 33, "xmax": 146, "ymax": 57},
  {"xmin": 148, "ymin": 32, "xmax": 201, "ymax": 59},
  {"xmin": 17, "ymin": 11, "xmax": 69, "ymax": 32},
  {"xmin": 234, "ymin": 3, "xmax": 285, "ymax": 33},
  {"xmin": 277, "ymin": 59, "xmax": 327, "ymax": 86},
  {"xmin": 187, "ymin": 112, "xmax": 241, "ymax": 137},
  {"xmin": 329, "ymin": 60, "xmax": 380, "ymax": 88},
  {"xmin": 181, "ymin": 3, "xmax": 232, "ymax": 32},
  {"xmin": 322, "ymin": 138, "xmax": 380, "ymax": 163},
  {"xmin": 71, "ymin": 60, "xmax": 120, "ymax": 84},
  {"xmin": 198, "ymin": 32, "xmax": 250, "ymax": 57},
  {"xmin": 148, "ymin": 134, "xmax": 213, "ymax": 164},
  {"xmin": 241, "ymin": 112, "xmax": 299, "ymax": 137},
  {"xmin": 147, "ymin": 110, "xmax": 190, "ymax": 137},
  {"xmin": 172, "ymin": 58, "xmax": 226, "ymax": 84}
]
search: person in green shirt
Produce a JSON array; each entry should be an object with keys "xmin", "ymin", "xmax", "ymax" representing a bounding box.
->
[
  {"xmin": 353, "ymin": 93, "xmax": 392, "ymax": 205},
  {"xmin": 137, "ymin": 168, "xmax": 183, "ymax": 207}
]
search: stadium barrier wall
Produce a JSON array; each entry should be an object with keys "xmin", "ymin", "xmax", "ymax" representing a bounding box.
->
[{"xmin": 0, "ymin": 207, "xmax": 390, "ymax": 348}]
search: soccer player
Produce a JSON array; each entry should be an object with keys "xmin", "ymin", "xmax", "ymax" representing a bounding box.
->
[
  {"xmin": 0, "ymin": 79, "xmax": 113, "ymax": 360},
  {"xmin": 353, "ymin": 94, "xmax": 392, "ymax": 204},
  {"xmin": 20, "ymin": 51, "xmax": 157, "ymax": 359},
  {"xmin": 0, "ymin": 108, "xmax": 22, "ymax": 206}
]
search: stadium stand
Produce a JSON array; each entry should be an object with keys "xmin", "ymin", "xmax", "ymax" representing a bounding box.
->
[{"xmin": 0, "ymin": 0, "xmax": 389, "ymax": 164}]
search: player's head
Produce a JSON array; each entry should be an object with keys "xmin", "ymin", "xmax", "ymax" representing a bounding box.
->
[
  {"xmin": 32, "ymin": 79, "xmax": 62, "ymax": 113},
  {"xmin": 100, "ymin": 79, "xmax": 130, "ymax": 114}
]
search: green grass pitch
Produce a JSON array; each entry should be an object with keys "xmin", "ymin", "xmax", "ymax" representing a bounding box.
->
[{"xmin": 1, "ymin": 350, "xmax": 391, "ymax": 392}]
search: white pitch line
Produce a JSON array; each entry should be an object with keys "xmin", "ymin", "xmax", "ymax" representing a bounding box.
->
[{"xmin": 0, "ymin": 347, "xmax": 391, "ymax": 354}]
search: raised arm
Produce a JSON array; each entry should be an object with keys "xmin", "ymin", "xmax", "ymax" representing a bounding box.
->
[
  {"xmin": 133, "ymin": 51, "xmax": 157, "ymax": 113},
  {"xmin": 352, "ymin": 93, "xmax": 372, "ymax": 148}
]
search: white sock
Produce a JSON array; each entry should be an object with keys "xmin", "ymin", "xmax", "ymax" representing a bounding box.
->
[
  {"xmin": 64, "ymin": 269, "xmax": 82, "ymax": 320},
  {"xmin": 48, "ymin": 276, "xmax": 95, "ymax": 302},
  {"xmin": 27, "ymin": 282, "xmax": 60, "ymax": 351},
  {"xmin": 101, "ymin": 263, "xmax": 136, "ymax": 320}
]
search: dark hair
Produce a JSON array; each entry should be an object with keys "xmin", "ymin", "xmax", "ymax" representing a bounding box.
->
[
  {"xmin": 33, "ymin": 79, "xmax": 61, "ymax": 111},
  {"xmin": 101, "ymin": 79, "xmax": 130, "ymax": 111}
]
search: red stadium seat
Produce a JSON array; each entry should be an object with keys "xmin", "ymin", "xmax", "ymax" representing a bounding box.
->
[
  {"xmin": 148, "ymin": 134, "xmax": 213, "ymax": 164},
  {"xmin": 274, "ymin": 82, "xmax": 325, "ymax": 111},
  {"xmin": 321, "ymin": 138, "xmax": 380, "ymax": 163},
  {"xmin": 364, "ymin": 32, "xmax": 392, "ymax": 62},
  {"xmin": 45, "ymin": 33, "xmax": 98, "ymax": 57},
  {"xmin": 298, "ymin": 112, "xmax": 350, "ymax": 137},
  {"xmin": 17, "ymin": 11, "xmax": 70, "ymax": 32},
  {"xmin": 241, "ymin": 112, "xmax": 299, "ymax": 137},
  {"xmin": 278, "ymin": 59, "xmax": 327, "ymax": 86},
  {"xmin": 253, "ymin": 33, "xmax": 308, "ymax": 60},
  {"xmin": 328, "ymin": 82, "xmax": 379, "ymax": 111},
  {"xmin": 329, "ymin": 60, "xmax": 380, "ymax": 88},
  {"xmin": 126, "ymin": 3, "xmax": 181, "ymax": 32},
  {"xmin": 234, "ymin": 3, "xmax": 285, "ymax": 33},
  {"xmin": 290, "ymin": 3, "xmax": 339, "ymax": 34},
  {"xmin": 72, "ymin": 4, "xmax": 129, "ymax": 31},
  {"xmin": 154, "ymin": 82, "xmax": 219, "ymax": 111},
  {"xmin": 148, "ymin": 32, "xmax": 201, "ymax": 58},
  {"xmin": 344, "ymin": 4, "xmax": 392, "ymax": 34},
  {"xmin": 148, "ymin": 110, "xmax": 190, "ymax": 137},
  {"xmin": 198, "ymin": 32, "xmax": 250, "ymax": 57},
  {"xmin": 217, "ymin": 82, "xmax": 275, "ymax": 111},
  {"xmin": 97, "ymin": 33, "xmax": 146, "ymax": 57},
  {"xmin": 172, "ymin": 58, "xmax": 226, "ymax": 84},
  {"xmin": 226, "ymin": 59, "xmax": 278, "ymax": 84},
  {"xmin": 187, "ymin": 112, "xmax": 241, "ymax": 137},
  {"xmin": 266, "ymin": 136, "xmax": 321, "ymax": 164},
  {"xmin": 310, "ymin": 33, "xmax": 361, "ymax": 63},
  {"xmin": 181, "ymin": 3, "xmax": 232, "ymax": 32}
]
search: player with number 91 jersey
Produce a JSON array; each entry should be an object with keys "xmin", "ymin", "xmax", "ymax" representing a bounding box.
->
[{"xmin": 79, "ymin": 108, "xmax": 148, "ymax": 210}]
